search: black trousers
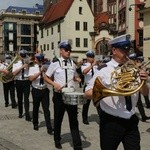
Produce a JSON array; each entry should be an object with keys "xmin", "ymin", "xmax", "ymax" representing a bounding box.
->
[
  {"xmin": 3, "ymin": 80, "xmax": 16, "ymax": 106},
  {"xmin": 82, "ymin": 85, "xmax": 91, "ymax": 121},
  {"xmin": 15, "ymin": 80, "xmax": 31, "ymax": 117},
  {"xmin": 100, "ymin": 111, "xmax": 140, "ymax": 150},
  {"xmin": 137, "ymin": 92, "xmax": 147, "ymax": 119},
  {"xmin": 31, "ymin": 87, "xmax": 52, "ymax": 130},
  {"xmin": 53, "ymin": 92, "xmax": 82, "ymax": 150}
]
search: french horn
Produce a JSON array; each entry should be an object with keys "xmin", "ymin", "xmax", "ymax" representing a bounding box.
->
[{"xmin": 92, "ymin": 58, "xmax": 150, "ymax": 107}]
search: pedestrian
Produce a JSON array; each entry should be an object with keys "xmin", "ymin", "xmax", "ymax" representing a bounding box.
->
[
  {"xmin": 12, "ymin": 50, "xmax": 31, "ymax": 121},
  {"xmin": 44, "ymin": 40, "xmax": 82, "ymax": 150},
  {"xmin": 81, "ymin": 50, "xmax": 97, "ymax": 125},
  {"xmin": 0, "ymin": 55, "xmax": 17, "ymax": 108},
  {"xmin": 28, "ymin": 53, "xmax": 53, "ymax": 135},
  {"xmin": 84, "ymin": 34, "xmax": 149, "ymax": 150}
]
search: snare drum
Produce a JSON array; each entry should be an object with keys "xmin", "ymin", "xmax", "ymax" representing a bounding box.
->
[{"xmin": 63, "ymin": 92, "xmax": 87, "ymax": 105}]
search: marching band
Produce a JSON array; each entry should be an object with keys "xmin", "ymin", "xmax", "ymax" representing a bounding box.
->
[{"xmin": 0, "ymin": 37, "xmax": 150, "ymax": 150}]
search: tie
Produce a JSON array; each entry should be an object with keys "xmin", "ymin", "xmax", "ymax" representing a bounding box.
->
[
  {"xmin": 22, "ymin": 68, "xmax": 24, "ymax": 79},
  {"xmin": 125, "ymin": 96, "xmax": 132, "ymax": 111},
  {"xmin": 39, "ymin": 65, "xmax": 44, "ymax": 85},
  {"xmin": 22, "ymin": 60, "xmax": 24, "ymax": 79},
  {"xmin": 64, "ymin": 60, "xmax": 68, "ymax": 87},
  {"xmin": 91, "ymin": 64, "xmax": 94, "ymax": 76}
]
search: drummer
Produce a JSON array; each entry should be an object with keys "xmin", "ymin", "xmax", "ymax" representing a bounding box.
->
[{"xmin": 44, "ymin": 40, "xmax": 83, "ymax": 150}]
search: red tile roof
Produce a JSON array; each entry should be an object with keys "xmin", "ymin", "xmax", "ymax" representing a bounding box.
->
[{"xmin": 41, "ymin": 0, "xmax": 74, "ymax": 25}]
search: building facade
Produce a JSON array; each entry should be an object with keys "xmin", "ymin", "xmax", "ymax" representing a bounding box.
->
[
  {"xmin": 38, "ymin": 0, "xmax": 94, "ymax": 62},
  {"xmin": 142, "ymin": 0, "xmax": 150, "ymax": 59},
  {"xmin": 0, "ymin": 4, "xmax": 43, "ymax": 56}
]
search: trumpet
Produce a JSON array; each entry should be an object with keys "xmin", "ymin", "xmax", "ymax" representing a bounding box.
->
[{"xmin": 92, "ymin": 57, "xmax": 150, "ymax": 107}]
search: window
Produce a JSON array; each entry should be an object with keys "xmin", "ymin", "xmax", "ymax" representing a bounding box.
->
[
  {"xmin": 41, "ymin": 28, "xmax": 43, "ymax": 38},
  {"xmin": 47, "ymin": 44, "xmax": 49, "ymax": 50},
  {"xmin": 76, "ymin": 38, "xmax": 80, "ymax": 47},
  {"xmin": 51, "ymin": 27, "xmax": 53, "ymax": 35},
  {"xmin": 75, "ymin": 21, "xmax": 80, "ymax": 30},
  {"xmin": 22, "ymin": 9, "xmax": 27, "ymax": 15},
  {"xmin": 44, "ymin": 44, "xmax": 46, "ymax": 51},
  {"xmin": 51, "ymin": 42, "xmax": 54, "ymax": 49},
  {"xmin": 12, "ymin": 9, "xmax": 16, "ymax": 14},
  {"xmin": 139, "ymin": 31, "xmax": 143, "ymax": 46},
  {"xmin": 79, "ymin": 7, "xmax": 82, "ymax": 14},
  {"xmin": 21, "ymin": 37, "xmax": 31, "ymax": 44},
  {"xmin": 83, "ymin": 38, "xmax": 88, "ymax": 47},
  {"xmin": 83, "ymin": 22, "xmax": 87, "ymax": 31},
  {"xmin": 35, "ymin": 11, "xmax": 40, "ymax": 15},
  {"xmin": 21, "ymin": 24, "xmax": 31, "ymax": 35},
  {"xmin": 47, "ymin": 29, "xmax": 49, "ymax": 36},
  {"xmin": 58, "ymin": 24, "xmax": 60, "ymax": 32}
]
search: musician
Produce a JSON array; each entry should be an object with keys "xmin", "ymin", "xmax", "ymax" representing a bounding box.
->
[
  {"xmin": 12, "ymin": 50, "xmax": 31, "ymax": 121},
  {"xmin": 136, "ymin": 56, "xmax": 150, "ymax": 109},
  {"xmin": 129, "ymin": 54, "xmax": 150, "ymax": 122},
  {"xmin": 44, "ymin": 40, "xmax": 82, "ymax": 150},
  {"xmin": 28, "ymin": 53, "xmax": 53, "ymax": 135},
  {"xmin": 0, "ymin": 55, "xmax": 17, "ymax": 108},
  {"xmin": 81, "ymin": 50, "xmax": 97, "ymax": 125},
  {"xmin": 84, "ymin": 34, "xmax": 149, "ymax": 150}
]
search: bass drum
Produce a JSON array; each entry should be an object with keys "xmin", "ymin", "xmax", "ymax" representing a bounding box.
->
[{"xmin": 63, "ymin": 92, "xmax": 87, "ymax": 105}]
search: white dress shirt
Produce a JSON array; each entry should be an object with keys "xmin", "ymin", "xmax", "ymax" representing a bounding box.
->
[
  {"xmin": 86, "ymin": 58, "xmax": 139, "ymax": 119},
  {"xmin": 45, "ymin": 57, "xmax": 77, "ymax": 90},
  {"xmin": 81, "ymin": 62, "xmax": 97, "ymax": 85},
  {"xmin": 12, "ymin": 60, "xmax": 29, "ymax": 80},
  {"xmin": 28, "ymin": 64, "xmax": 47, "ymax": 89}
]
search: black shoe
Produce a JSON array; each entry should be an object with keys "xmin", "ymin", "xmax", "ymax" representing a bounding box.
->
[
  {"xmin": 47, "ymin": 128, "xmax": 54, "ymax": 135},
  {"xmin": 12, "ymin": 104, "xmax": 17, "ymax": 109},
  {"xmin": 5, "ymin": 104, "xmax": 9, "ymax": 107},
  {"xmin": 18, "ymin": 114, "xmax": 23, "ymax": 118},
  {"xmin": 83, "ymin": 120, "xmax": 89, "ymax": 125},
  {"xmin": 33, "ymin": 125, "xmax": 39, "ymax": 131},
  {"xmin": 55, "ymin": 142, "xmax": 62, "ymax": 149},
  {"xmin": 26, "ymin": 116, "xmax": 31, "ymax": 121},
  {"xmin": 142, "ymin": 116, "xmax": 150, "ymax": 122},
  {"xmin": 146, "ymin": 105, "xmax": 150, "ymax": 109}
]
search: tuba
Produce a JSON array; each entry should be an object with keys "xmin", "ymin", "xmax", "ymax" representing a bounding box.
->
[
  {"xmin": 92, "ymin": 59, "xmax": 150, "ymax": 107},
  {"xmin": 0, "ymin": 54, "xmax": 22, "ymax": 83}
]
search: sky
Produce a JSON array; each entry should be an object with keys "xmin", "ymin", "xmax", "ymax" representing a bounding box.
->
[{"xmin": 0, "ymin": 0, "xmax": 43, "ymax": 10}]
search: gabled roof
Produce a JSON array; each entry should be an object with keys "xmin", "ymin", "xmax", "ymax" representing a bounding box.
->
[{"xmin": 41, "ymin": 0, "xmax": 74, "ymax": 25}]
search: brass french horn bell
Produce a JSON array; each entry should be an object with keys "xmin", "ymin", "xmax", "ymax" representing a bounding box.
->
[{"xmin": 92, "ymin": 59, "xmax": 150, "ymax": 107}]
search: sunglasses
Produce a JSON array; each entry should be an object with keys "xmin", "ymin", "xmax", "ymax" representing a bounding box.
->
[{"xmin": 64, "ymin": 49, "xmax": 71, "ymax": 52}]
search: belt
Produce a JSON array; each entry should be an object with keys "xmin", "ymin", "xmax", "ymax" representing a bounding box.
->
[
  {"xmin": 16, "ymin": 78, "xmax": 29, "ymax": 81},
  {"xmin": 33, "ymin": 86, "xmax": 47, "ymax": 90},
  {"xmin": 54, "ymin": 89, "xmax": 62, "ymax": 93}
]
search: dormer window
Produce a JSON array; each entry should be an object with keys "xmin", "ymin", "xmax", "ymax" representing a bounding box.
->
[
  {"xmin": 35, "ymin": 11, "xmax": 40, "ymax": 15},
  {"xmin": 11, "ymin": 9, "xmax": 16, "ymax": 14},
  {"xmin": 22, "ymin": 9, "xmax": 27, "ymax": 15}
]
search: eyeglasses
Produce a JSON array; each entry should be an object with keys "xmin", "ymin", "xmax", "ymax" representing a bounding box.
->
[{"xmin": 64, "ymin": 49, "xmax": 71, "ymax": 52}]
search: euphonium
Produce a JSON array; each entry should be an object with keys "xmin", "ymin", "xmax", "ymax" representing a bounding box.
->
[
  {"xmin": 0, "ymin": 54, "xmax": 22, "ymax": 83},
  {"xmin": 92, "ymin": 59, "xmax": 150, "ymax": 107}
]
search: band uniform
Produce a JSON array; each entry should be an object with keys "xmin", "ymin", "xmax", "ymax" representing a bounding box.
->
[{"xmin": 28, "ymin": 53, "xmax": 53, "ymax": 135}]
